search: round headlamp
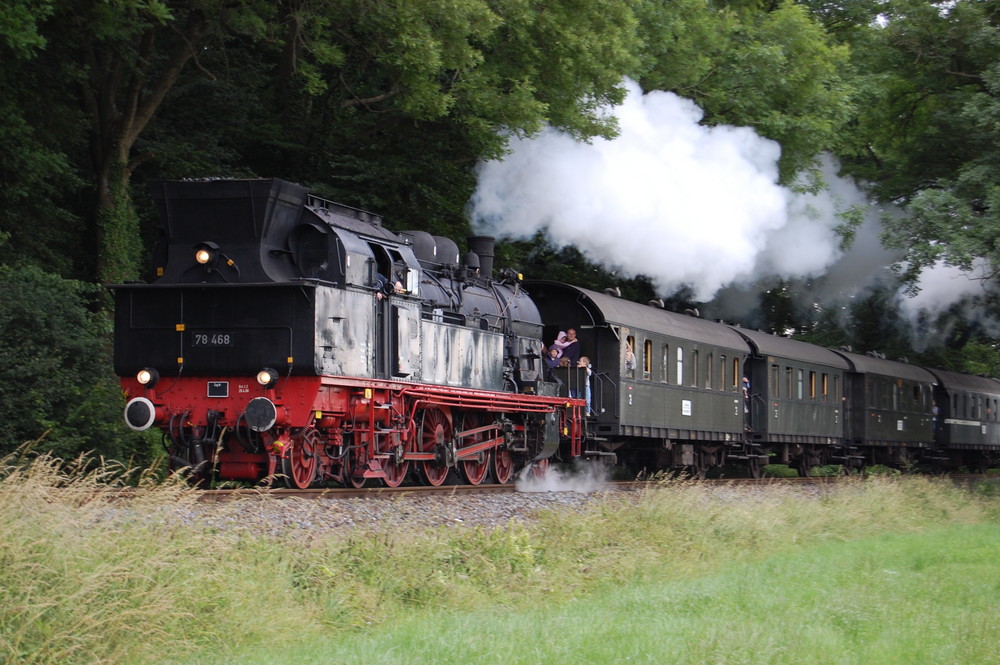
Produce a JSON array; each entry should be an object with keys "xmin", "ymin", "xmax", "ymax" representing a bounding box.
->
[
  {"xmin": 136, "ymin": 367, "xmax": 160, "ymax": 388},
  {"xmin": 256, "ymin": 368, "xmax": 279, "ymax": 389},
  {"xmin": 193, "ymin": 241, "xmax": 220, "ymax": 266}
]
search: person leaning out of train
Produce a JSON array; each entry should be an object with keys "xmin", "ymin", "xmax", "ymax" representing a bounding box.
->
[
  {"xmin": 551, "ymin": 331, "xmax": 570, "ymax": 357},
  {"xmin": 374, "ymin": 273, "xmax": 405, "ymax": 300},
  {"xmin": 625, "ymin": 344, "xmax": 635, "ymax": 376},
  {"xmin": 578, "ymin": 355, "xmax": 593, "ymax": 416},
  {"xmin": 544, "ymin": 346, "xmax": 561, "ymax": 381},
  {"xmin": 561, "ymin": 328, "xmax": 581, "ymax": 364}
]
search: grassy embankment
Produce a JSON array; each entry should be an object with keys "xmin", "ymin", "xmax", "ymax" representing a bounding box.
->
[{"xmin": 2, "ymin": 453, "xmax": 999, "ymax": 665}]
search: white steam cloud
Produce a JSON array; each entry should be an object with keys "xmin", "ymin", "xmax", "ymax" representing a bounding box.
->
[
  {"xmin": 468, "ymin": 79, "xmax": 993, "ymax": 333},
  {"xmin": 469, "ymin": 80, "xmax": 852, "ymax": 301}
]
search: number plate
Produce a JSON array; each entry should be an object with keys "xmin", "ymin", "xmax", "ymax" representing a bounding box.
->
[
  {"xmin": 192, "ymin": 331, "xmax": 234, "ymax": 347},
  {"xmin": 207, "ymin": 381, "xmax": 229, "ymax": 398}
]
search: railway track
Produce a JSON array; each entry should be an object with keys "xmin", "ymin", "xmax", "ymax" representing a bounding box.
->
[{"xmin": 194, "ymin": 473, "xmax": 981, "ymax": 503}]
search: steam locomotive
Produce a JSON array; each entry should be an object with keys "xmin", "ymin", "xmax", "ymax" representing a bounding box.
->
[{"xmin": 113, "ymin": 178, "xmax": 1000, "ymax": 487}]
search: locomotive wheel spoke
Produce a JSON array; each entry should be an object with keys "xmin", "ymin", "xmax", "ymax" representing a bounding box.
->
[
  {"xmin": 381, "ymin": 458, "xmax": 408, "ymax": 487},
  {"xmin": 459, "ymin": 413, "xmax": 491, "ymax": 486},
  {"xmin": 491, "ymin": 448, "xmax": 514, "ymax": 485},
  {"xmin": 419, "ymin": 408, "xmax": 452, "ymax": 486},
  {"xmin": 282, "ymin": 429, "xmax": 320, "ymax": 489}
]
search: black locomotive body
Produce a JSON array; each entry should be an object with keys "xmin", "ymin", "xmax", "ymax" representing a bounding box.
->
[
  {"xmin": 113, "ymin": 178, "xmax": 1000, "ymax": 485},
  {"xmin": 114, "ymin": 179, "xmax": 581, "ymax": 488}
]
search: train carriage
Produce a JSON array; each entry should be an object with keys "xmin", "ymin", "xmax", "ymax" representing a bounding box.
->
[
  {"xmin": 928, "ymin": 368, "xmax": 1000, "ymax": 472},
  {"xmin": 833, "ymin": 350, "xmax": 937, "ymax": 471},
  {"xmin": 525, "ymin": 282, "xmax": 752, "ymax": 477},
  {"xmin": 733, "ymin": 329, "xmax": 849, "ymax": 475}
]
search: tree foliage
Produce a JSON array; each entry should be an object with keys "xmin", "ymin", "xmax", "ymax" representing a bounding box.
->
[
  {"xmin": 841, "ymin": 0, "xmax": 1000, "ymax": 292},
  {"xmin": 0, "ymin": 258, "xmax": 152, "ymax": 462},
  {"xmin": 636, "ymin": 0, "xmax": 855, "ymax": 183}
]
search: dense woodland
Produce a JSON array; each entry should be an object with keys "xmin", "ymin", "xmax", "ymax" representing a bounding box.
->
[{"xmin": 1, "ymin": 0, "xmax": 999, "ymax": 461}]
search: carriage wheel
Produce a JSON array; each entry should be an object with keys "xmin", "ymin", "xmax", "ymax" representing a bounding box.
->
[
  {"xmin": 689, "ymin": 450, "xmax": 709, "ymax": 480},
  {"xmin": 419, "ymin": 408, "xmax": 452, "ymax": 486},
  {"xmin": 746, "ymin": 454, "xmax": 764, "ymax": 479},
  {"xmin": 281, "ymin": 428, "xmax": 320, "ymax": 489},
  {"xmin": 491, "ymin": 448, "xmax": 514, "ymax": 485},
  {"xmin": 459, "ymin": 413, "xmax": 491, "ymax": 486}
]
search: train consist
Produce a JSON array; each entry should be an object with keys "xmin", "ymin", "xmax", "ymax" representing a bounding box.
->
[{"xmin": 113, "ymin": 178, "xmax": 1000, "ymax": 486}]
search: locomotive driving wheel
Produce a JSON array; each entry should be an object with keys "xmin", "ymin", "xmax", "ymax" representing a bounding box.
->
[
  {"xmin": 380, "ymin": 441, "xmax": 409, "ymax": 488},
  {"xmin": 344, "ymin": 442, "xmax": 368, "ymax": 488},
  {"xmin": 281, "ymin": 428, "xmax": 320, "ymax": 489},
  {"xmin": 491, "ymin": 448, "xmax": 514, "ymax": 485},
  {"xmin": 418, "ymin": 407, "xmax": 453, "ymax": 486},
  {"xmin": 458, "ymin": 412, "xmax": 491, "ymax": 486}
]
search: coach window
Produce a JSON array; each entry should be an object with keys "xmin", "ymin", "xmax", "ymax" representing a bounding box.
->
[
  {"xmin": 643, "ymin": 339, "xmax": 652, "ymax": 380},
  {"xmin": 690, "ymin": 350, "xmax": 700, "ymax": 387},
  {"xmin": 974, "ymin": 396, "xmax": 982, "ymax": 419},
  {"xmin": 822, "ymin": 373, "xmax": 829, "ymax": 402},
  {"xmin": 676, "ymin": 347, "xmax": 684, "ymax": 386},
  {"xmin": 866, "ymin": 378, "xmax": 876, "ymax": 409},
  {"xmin": 797, "ymin": 369, "xmax": 804, "ymax": 400},
  {"xmin": 771, "ymin": 364, "xmax": 780, "ymax": 398},
  {"xmin": 719, "ymin": 355, "xmax": 727, "ymax": 391},
  {"xmin": 809, "ymin": 371, "xmax": 816, "ymax": 399},
  {"xmin": 661, "ymin": 344, "xmax": 670, "ymax": 383},
  {"xmin": 734, "ymin": 358, "xmax": 741, "ymax": 391},
  {"xmin": 833, "ymin": 375, "xmax": 840, "ymax": 402},
  {"xmin": 892, "ymin": 383, "xmax": 899, "ymax": 411}
]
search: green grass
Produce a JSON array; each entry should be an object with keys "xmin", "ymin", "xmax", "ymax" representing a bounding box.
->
[
  {"xmin": 232, "ymin": 525, "xmax": 1000, "ymax": 665},
  {"xmin": 3, "ymin": 453, "xmax": 1000, "ymax": 665}
]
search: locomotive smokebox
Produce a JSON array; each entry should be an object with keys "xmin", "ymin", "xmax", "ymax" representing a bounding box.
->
[{"xmin": 467, "ymin": 236, "xmax": 495, "ymax": 279}]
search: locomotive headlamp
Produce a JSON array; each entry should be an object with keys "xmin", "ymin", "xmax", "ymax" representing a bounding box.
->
[
  {"xmin": 256, "ymin": 367, "xmax": 279, "ymax": 388},
  {"xmin": 193, "ymin": 241, "xmax": 220, "ymax": 266},
  {"xmin": 136, "ymin": 367, "xmax": 160, "ymax": 388}
]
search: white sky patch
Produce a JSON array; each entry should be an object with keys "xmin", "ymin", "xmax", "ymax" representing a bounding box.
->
[{"xmin": 469, "ymin": 80, "xmax": 854, "ymax": 301}]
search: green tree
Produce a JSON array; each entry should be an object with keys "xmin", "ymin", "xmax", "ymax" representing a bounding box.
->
[
  {"xmin": 0, "ymin": 257, "xmax": 152, "ymax": 461},
  {"xmin": 635, "ymin": 0, "xmax": 855, "ymax": 184},
  {"xmin": 842, "ymin": 0, "xmax": 1000, "ymax": 293}
]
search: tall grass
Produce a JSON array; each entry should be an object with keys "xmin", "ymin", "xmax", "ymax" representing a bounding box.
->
[{"xmin": 2, "ymin": 452, "xmax": 998, "ymax": 665}]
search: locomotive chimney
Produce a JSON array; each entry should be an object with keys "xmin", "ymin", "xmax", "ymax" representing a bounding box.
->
[{"xmin": 467, "ymin": 236, "xmax": 495, "ymax": 279}]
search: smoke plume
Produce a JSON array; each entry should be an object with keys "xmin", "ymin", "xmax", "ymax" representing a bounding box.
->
[{"xmin": 468, "ymin": 79, "xmax": 994, "ymax": 331}]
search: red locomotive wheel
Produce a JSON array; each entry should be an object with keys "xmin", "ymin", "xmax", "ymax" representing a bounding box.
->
[
  {"xmin": 419, "ymin": 408, "xmax": 452, "ymax": 486},
  {"xmin": 282, "ymin": 428, "xmax": 320, "ymax": 489},
  {"xmin": 491, "ymin": 448, "xmax": 514, "ymax": 485},
  {"xmin": 528, "ymin": 458, "xmax": 550, "ymax": 479},
  {"xmin": 459, "ymin": 412, "xmax": 491, "ymax": 486},
  {"xmin": 381, "ymin": 452, "xmax": 409, "ymax": 487},
  {"xmin": 344, "ymin": 445, "xmax": 368, "ymax": 488}
]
